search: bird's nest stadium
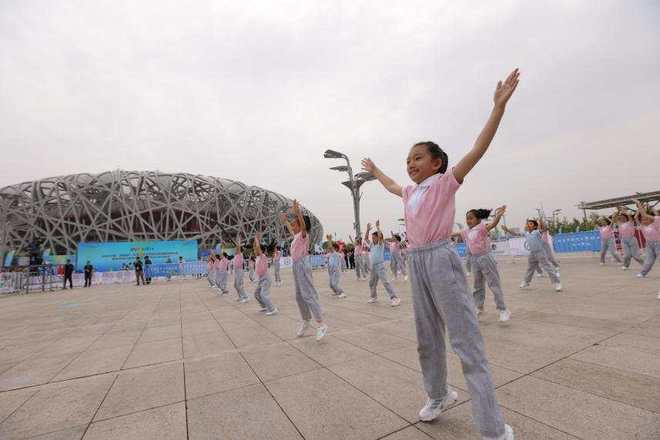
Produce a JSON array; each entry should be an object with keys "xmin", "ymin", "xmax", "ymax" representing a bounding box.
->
[{"xmin": 0, "ymin": 170, "xmax": 322, "ymax": 257}]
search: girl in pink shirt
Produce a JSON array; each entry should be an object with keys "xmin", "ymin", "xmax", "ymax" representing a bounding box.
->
[
  {"xmin": 253, "ymin": 234, "xmax": 278, "ymax": 315},
  {"xmin": 634, "ymin": 200, "xmax": 660, "ymax": 278},
  {"xmin": 279, "ymin": 200, "xmax": 328, "ymax": 341},
  {"xmin": 615, "ymin": 209, "xmax": 643, "ymax": 270},
  {"xmin": 361, "ymin": 68, "xmax": 519, "ymax": 440},
  {"xmin": 207, "ymin": 255, "xmax": 216, "ymax": 287},
  {"xmin": 215, "ymin": 252, "xmax": 230, "ymax": 295},
  {"xmin": 273, "ymin": 246, "xmax": 283, "ymax": 286},
  {"xmin": 454, "ymin": 206, "xmax": 509, "ymax": 322},
  {"xmin": 387, "ymin": 233, "xmax": 408, "ymax": 280},
  {"xmin": 597, "ymin": 218, "xmax": 622, "ymax": 265}
]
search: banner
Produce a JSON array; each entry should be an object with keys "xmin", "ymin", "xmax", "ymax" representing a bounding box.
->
[{"xmin": 76, "ymin": 240, "xmax": 198, "ymax": 272}]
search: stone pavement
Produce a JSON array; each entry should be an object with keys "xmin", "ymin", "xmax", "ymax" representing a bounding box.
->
[{"xmin": 0, "ymin": 256, "xmax": 659, "ymax": 440}]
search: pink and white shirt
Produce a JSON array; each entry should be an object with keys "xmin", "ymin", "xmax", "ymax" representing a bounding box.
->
[
  {"xmin": 461, "ymin": 221, "xmax": 491, "ymax": 256},
  {"xmin": 617, "ymin": 222, "xmax": 636, "ymax": 240},
  {"xmin": 218, "ymin": 258, "xmax": 229, "ymax": 272},
  {"xmin": 291, "ymin": 232, "xmax": 309, "ymax": 262},
  {"xmin": 402, "ymin": 169, "xmax": 461, "ymax": 248},
  {"xmin": 354, "ymin": 244, "xmax": 363, "ymax": 255},
  {"xmin": 599, "ymin": 225, "xmax": 614, "ymax": 241},
  {"xmin": 640, "ymin": 216, "xmax": 660, "ymax": 241},
  {"xmin": 233, "ymin": 253, "xmax": 244, "ymax": 271},
  {"xmin": 256, "ymin": 255, "xmax": 268, "ymax": 278}
]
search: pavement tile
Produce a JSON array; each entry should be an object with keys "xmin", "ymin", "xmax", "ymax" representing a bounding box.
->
[
  {"xmin": 83, "ymin": 402, "xmax": 186, "ymax": 440},
  {"xmin": 184, "ymin": 352, "xmax": 259, "ymax": 399}
]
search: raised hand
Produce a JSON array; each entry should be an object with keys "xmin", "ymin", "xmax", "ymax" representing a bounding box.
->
[
  {"xmin": 366, "ymin": 222, "xmax": 372, "ymax": 231},
  {"xmin": 495, "ymin": 205, "xmax": 507, "ymax": 216},
  {"xmin": 375, "ymin": 219, "xmax": 380, "ymax": 229},
  {"xmin": 361, "ymin": 158, "xmax": 376, "ymax": 173},
  {"xmin": 494, "ymin": 68, "xmax": 520, "ymax": 109}
]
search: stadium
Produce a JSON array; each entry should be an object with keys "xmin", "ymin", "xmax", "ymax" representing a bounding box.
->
[{"xmin": 0, "ymin": 170, "xmax": 323, "ymax": 260}]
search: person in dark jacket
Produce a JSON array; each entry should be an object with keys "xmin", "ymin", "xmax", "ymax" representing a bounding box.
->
[
  {"xmin": 144, "ymin": 256, "xmax": 153, "ymax": 284},
  {"xmin": 83, "ymin": 261, "xmax": 94, "ymax": 287},
  {"xmin": 134, "ymin": 257, "xmax": 145, "ymax": 286},
  {"xmin": 63, "ymin": 259, "xmax": 74, "ymax": 289}
]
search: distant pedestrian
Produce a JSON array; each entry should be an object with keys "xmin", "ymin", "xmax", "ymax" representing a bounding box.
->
[
  {"xmin": 63, "ymin": 259, "xmax": 74, "ymax": 289},
  {"xmin": 83, "ymin": 260, "xmax": 94, "ymax": 287}
]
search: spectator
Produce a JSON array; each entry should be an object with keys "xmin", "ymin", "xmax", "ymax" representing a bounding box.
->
[
  {"xmin": 83, "ymin": 260, "xmax": 94, "ymax": 287},
  {"xmin": 144, "ymin": 256, "xmax": 153, "ymax": 284},
  {"xmin": 63, "ymin": 259, "xmax": 74, "ymax": 289},
  {"xmin": 134, "ymin": 257, "xmax": 145, "ymax": 286}
]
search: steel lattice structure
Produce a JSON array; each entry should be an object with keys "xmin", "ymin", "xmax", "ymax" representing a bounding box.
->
[{"xmin": 0, "ymin": 170, "xmax": 322, "ymax": 255}]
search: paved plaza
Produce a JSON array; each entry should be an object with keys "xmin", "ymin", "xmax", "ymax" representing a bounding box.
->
[{"xmin": 0, "ymin": 256, "xmax": 659, "ymax": 440}]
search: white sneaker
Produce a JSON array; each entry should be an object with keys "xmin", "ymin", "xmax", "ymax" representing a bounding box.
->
[
  {"xmin": 367, "ymin": 298, "xmax": 377, "ymax": 303},
  {"xmin": 483, "ymin": 424, "xmax": 515, "ymax": 440},
  {"xmin": 296, "ymin": 320, "xmax": 311, "ymax": 337},
  {"xmin": 337, "ymin": 293, "xmax": 347, "ymax": 299},
  {"xmin": 636, "ymin": 273, "xmax": 645, "ymax": 278},
  {"xmin": 265, "ymin": 308, "xmax": 279, "ymax": 316},
  {"xmin": 239, "ymin": 298, "xmax": 249, "ymax": 303},
  {"xmin": 600, "ymin": 262, "xmax": 605, "ymax": 266},
  {"xmin": 657, "ymin": 291, "xmax": 660, "ymax": 300},
  {"xmin": 390, "ymin": 297, "xmax": 401, "ymax": 307},
  {"xmin": 466, "ymin": 272, "xmax": 472, "ymax": 276},
  {"xmin": 555, "ymin": 271, "xmax": 561, "ymax": 278},
  {"xmin": 499, "ymin": 309, "xmax": 511, "ymax": 322},
  {"xmin": 404, "ymin": 275, "xmax": 408, "ymax": 281},
  {"xmin": 554, "ymin": 283, "xmax": 562, "ymax": 292},
  {"xmin": 519, "ymin": 281, "xmax": 529, "ymax": 289},
  {"xmin": 536, "ymin": 273, "xmax": 544, "ymax": 278},
  {"xmin": 316, "ymin": 323, "xmax": 328, "ymax": 341},
  {"xmin": 418, "ymin": 389, "xmax": 458, "ymax": 422},
  {"xmin": 258, "ymin": 307, "xmax": 268, "ymax": 312},
  {"xmin": 622, "ymin": 266, "xmax": 629, "ymax": 271}
]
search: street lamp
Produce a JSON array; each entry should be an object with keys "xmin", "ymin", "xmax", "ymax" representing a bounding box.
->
[{"xmin": 324, "ymin": 148, "xmax": 374, "ymax": 240}]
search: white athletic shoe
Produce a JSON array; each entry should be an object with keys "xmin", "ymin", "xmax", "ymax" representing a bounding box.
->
[
  {"xmin": 555, "ymin": 271, "xmax": 561, "ymax": 278},
  {"xmin": 390, "ymin": 297, "xmax": 401, "ymax": 307},
  {"xmin": 316, "ymin": 323, "xmax": 328, "ymax": 341},
  {"xmin": 296, "ymin": 320, "xmax": 311, "ymax": 337},
  {"xmin": 622, "ymin": 266, "xmax": 629, "ymax": 271},
  {"xmin": 536, "ymin": 273, "xmax": 544, "ymax": 278},
  {"xmin": 367, "ymin": 297, "xmax": 377, "ymax": 303},
  {"xmin": 337, "ymin": 293, "xmax": 347, "ymax": 299},
  {"xmin": 657, "ymin": 291, "xmax": 660, "ymax": 300},
  {"xmin": 239, "ymin": 298, "xmax": 249, "ymax": 303},
  {"xmin": 499, "ymin": 309, "xmax": 511, "ymax": 322},
  {"xmin": 519, "ymin": 281, "xmax": 529, "ymax": 289},
  {"xmin": 600, "ymin": 262, "xmax": 605, "ymax": 266},
  {"xmin": 636, "ymin": 273, "xmax": 645, "ymax": 278},
  {"xmin": 554, "ymin": 283, "xmax": 562, "ymax": 292},
  {"xmin": 483, "ymin": 424, "xmax": 515, "ymax": 440},
  {"xmin": 418, "ymin": 389, "xmax": 458, "ymax": 422},
  {"xmin": 258, "ymin": 307, "xmax": 268, "ymax": 313},
  {"xmin": 404, "ymin": 275, "xmax": 408, "ymax": 281},
  {"xmin": 265, "ymin": 308, "xmax": 279, "ymax": 316},
  {"xmin": 466, "ymin": 272, "xmax": 472, "ymax": 277}
]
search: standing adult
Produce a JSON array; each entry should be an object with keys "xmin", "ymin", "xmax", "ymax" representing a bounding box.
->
[
  {"xmin": 144, "ymin": 256, "xmax": 153, "ymax": 284},
  {"xmin": 134, "ymin": 257, "xmax": 145, "ymax": 286},
  {"xmin": 63, "ymin": 259, "xmax": 74, "ymax": 289},
  {"xmin": 83, "ymin": 260, "xmax": 94, "ymax": 287}
]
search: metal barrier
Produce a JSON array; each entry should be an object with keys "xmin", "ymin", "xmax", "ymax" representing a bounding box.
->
[{"xmin": 0, "ymin": 265, "xmax": 62, "ymax": 294}]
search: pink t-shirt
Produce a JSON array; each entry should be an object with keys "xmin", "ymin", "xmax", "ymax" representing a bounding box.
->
[
  {"xmin": 618, "ymin": 222, "xmax": 636, "ymax": 239},
  {"xmin": 541, "ymin": 231, "xmax": 550, "ymax": 244},
  {"xmin": 461, "ymin": 221, "xmax": 490, "ymax": 256},
  {"xmin": 640, "ymin": 216, "xmax": 660, "ymax": 241},
  {"xmin": 218, "ymin": 258, "xmax": 229, "ymax": 272},
  {"xmin": 599, "ymin": 225, "xmax": 613, "ymax": 241},
  {"xmin": 273, "ymin": 250, "xmax": 281, "ymax": 261},
  {"xmin": 354, "ymin": 244, "xmax": 363, "ymax": 255},
  {"xmin": 256, "ymin": 255, "xmax": 268, "ymax": 278},
  {"xmin": 233, "ymin": 253, "xmax": 243, "ymax": 270},
  {"xmin": 248, "ymin": 259, "xmax": 255, "ymax": 269},
  {"xmin": 291, "ymin": 232, "xmax": 309, "ymax": 262},
  {"xmin": 402, "ymin": 170, "xmax": 461, "ymax": 248}
]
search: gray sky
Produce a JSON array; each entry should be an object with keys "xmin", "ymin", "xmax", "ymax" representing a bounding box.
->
[{"xmin": 1, "ymin": 0, "xmax": 659, "ymax": 238}]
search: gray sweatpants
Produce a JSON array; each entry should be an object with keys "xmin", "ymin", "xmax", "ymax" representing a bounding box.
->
[
  {"xmin": 408, "ymin": 241, "xmax": 505, "ymax": 439},
  {"xmin": 355, "ymin": 254, "xmax": 363, "ymax": 279},
  {"xmin": 524, "ymin": 250, "xmax": 560, "ymax": 284},
  {"xmin": 621, "ymin": 237, "xmax": 644, "ymax": 268},
  {"xmin": 254, "ymin": 276, "xmax": 275, "ymax": 312},
  {"xmin": 600, "ymin": 237, "xmax": 622, "ymax": 264},
  {"xmin": 465, "ymin": 247, "xmax": 472, "ymax": 273},
  {"xmin": 208, "ymin": 268, "xmax": 216, "ymax": 287},
  {"xmin": 369, "ymin": 262, "xmax": 397, "ymax": 299},
  {"xmin": 234, "ymin": 269, "xmax": 248, "ymax": 300},
  {"xmin": 216, "ymin": 271, "xmax": 229, "ymax": 294},
  {"xmin": 542, "ymin": 242, "xmax": 560, "ymax": 268},
  {"xmin": 293, "ymin": 258, "xmax": 324, "ymax": 322},
  {"xmin": 391, "ymin": 251, "xmax": 407, "ymax": 277},
  {"xmin": 273, "ymin": 260, "xmax": 282, "ymax": 283},
  {"xmin": 328, "ymin": 267, "xmax": 344, "ymax": 295},
  {"xmin": 471, "ymin": 253, "xmax": 506, "ymax": 311},
  {"xmin": 640, "ymin": 240, "xmax": 659, "ymax": 276}
]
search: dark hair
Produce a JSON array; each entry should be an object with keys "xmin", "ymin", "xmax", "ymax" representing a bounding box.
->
[
  {"xmin": 301, "ymin": 215, "xmax": 312, "ymax": 232},
  {"xmin": 222, "ymin": 252, "xmax": 228, "ymax": 258},
  {"xmin": 527, "ymin": 219, "xmax": 539, "ymax": 228},
  {"xmin": 393, "ymin": 234, "xmax": 402, "ymax": 242},
  {"xmin": 332, "ymin": 242, "xmax": 340, "ymax": 251},
  {"xmin": 467, "ymin": 209, "xmax": 492, "ymax": 220},
  {"xmin": 413, "ymin": 141, "xmax": 448, "ymax": 174}
]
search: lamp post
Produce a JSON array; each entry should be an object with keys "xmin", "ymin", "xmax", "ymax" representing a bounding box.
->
[{"xmin": 324, "ymin": 149, "xmax": 375, "ymax": 240}]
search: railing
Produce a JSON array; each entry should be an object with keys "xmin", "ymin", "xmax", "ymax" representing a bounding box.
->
[{"xmin": 0, "ymin": 265, "xmax": 62, "ymax": 294}]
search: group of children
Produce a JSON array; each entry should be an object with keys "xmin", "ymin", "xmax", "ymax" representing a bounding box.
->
[{"xmin": 596, "ymin": 201, "xmax": 659, "ymax": 283}]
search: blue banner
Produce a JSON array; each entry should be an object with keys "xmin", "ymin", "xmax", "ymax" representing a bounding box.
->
[
  {"xmin": 76, "ymin": 240, "xmax": 198, "ymax": 272},
  {"xmin": 552, "ymin": 231, "xmax": 600, "ymax": 253}
]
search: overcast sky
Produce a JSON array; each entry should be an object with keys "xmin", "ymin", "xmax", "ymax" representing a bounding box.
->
[{"xmin": 1, "ymin": 0, "xmax": 659, "ymax": 238}]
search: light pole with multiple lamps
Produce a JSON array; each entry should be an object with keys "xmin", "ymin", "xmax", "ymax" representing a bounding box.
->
[{"xmin": 323, "ymin": 149, "xmax": 376, "ymax": 240}]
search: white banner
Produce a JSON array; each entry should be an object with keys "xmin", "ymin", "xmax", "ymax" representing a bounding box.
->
[{"xmin": 505, "ymin": 237, "xmax": 530, "ymax": 256}]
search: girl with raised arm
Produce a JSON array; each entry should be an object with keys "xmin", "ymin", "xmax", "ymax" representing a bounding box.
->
[
  {"xmin": 361, "ymin": 69, "xmax": 519, "ymax": 440},
  {"xmin": 634, "ymin": 200, "xmax": 660, "ymax": 279},
  {"xmin": 273, "ymin": 245, "xmax": 283, "ymax": 286},
  {"xmin": 614, "ymin": 207, "xmax": 643, "ymax": 270},
  {"xmin": 596, "ymin": 216, "xmax": 622, "ymax": 265},
  {"xmin": 253, "ymin": 234, "xmax": 278, "ymax": 315},
  {"xmin": 325, "ymin": 234, "xmax": 347, "ymax": 298},
  {"xmin": 458, "ymin": 206, "xmax": 510, "ymax": 322},
  {"xmin": 388, "ymin": 232, "xmax": 408, "ymax": 280},
  {"xmin": 365, "ymin": 220, "xmax": 401, "ymax": 306},
  {"xmin": 279, "ymin": 200, "xmax": 328, "ymax": 341}
]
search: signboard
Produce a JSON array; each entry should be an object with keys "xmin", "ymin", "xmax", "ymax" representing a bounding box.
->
[{"xmin": 76, "ymin": 240, "xmax": 198, "ymax": 272}]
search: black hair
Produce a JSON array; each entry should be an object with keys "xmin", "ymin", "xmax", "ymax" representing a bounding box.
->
[
  {"xmin": 413, "ymin": 141, "xmax": 448, "ymax": 174},
  {"xmin": 393, "ymin": 234, "xmax": 402, "ymax": 242},
  {"xmin": 275, "ymin": 245, "xmax": 281, "ymax": 250},
  {"xmin": 222, "ymin": 252, "xmax": 228, "ymax": 258},
  {"xmin": 527, "ymin": 219, "xmax": 539, "ymax": 228},
  {"xmin": 302, "ymin": 215, "xmax": 312, "ymax": 232},
  {"xmin": 466, "ymin": 209, "xmax": 492, "ymax": 220},
  {"xmin": 332, "ymin": 242, "xmax": 340, "ymax": 251}
]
